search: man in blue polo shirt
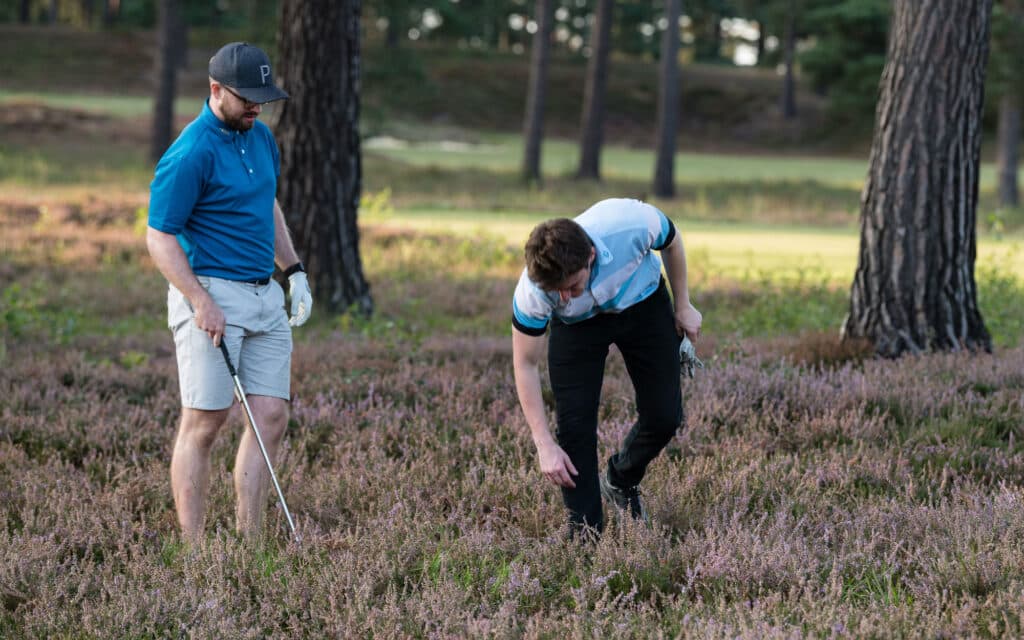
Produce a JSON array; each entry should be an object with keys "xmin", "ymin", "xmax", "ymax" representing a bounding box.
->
[
  {"xmin": 512, "ymin": 198, "xmax": 702, "ymax": 536},
  {"xmin": 147, "ymin": 42, "xmax": 312, "ymax": 541}
]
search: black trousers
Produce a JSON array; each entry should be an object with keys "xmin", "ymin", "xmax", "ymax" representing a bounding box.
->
[{"xmin": 548, "ymin": 280, "xmax": 684, "ymax": 533}]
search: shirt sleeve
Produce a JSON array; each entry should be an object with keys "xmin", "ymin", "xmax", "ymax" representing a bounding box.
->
[
  {"xmin": 648, "ymin": 205, "xmax": 676, "ymax": 250},
  {"xmin": 148, "ymin": 145, "xmax": 206, "ymax": 234},
  {"xmin": 511, "ymin": 269, "xmax": 552, "ymax": 336}
]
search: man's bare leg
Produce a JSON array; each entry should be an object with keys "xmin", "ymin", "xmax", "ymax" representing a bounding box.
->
[
  {"xmin": 234, "ymin": 395, "xmax": 289, "ymax": 539},
  {"xmin": 171, "ymin": 407, "xmax": 231, "ymax": 542}
]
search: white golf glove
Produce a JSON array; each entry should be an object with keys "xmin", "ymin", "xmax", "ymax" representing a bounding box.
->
[
  {"xmin": 679, "ymin": 335, "xmax": 704, "ymax": 378},
  {"xmin": 287, "ymin": 271, "xmax": 313, "ymax": 327}
]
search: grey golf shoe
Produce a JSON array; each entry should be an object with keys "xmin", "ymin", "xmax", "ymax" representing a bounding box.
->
[{"xmin": 600, "ymin": 468, "xmax": 650, "ymax": 525}]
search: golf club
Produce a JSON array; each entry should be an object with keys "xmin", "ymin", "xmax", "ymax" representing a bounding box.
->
[{"xmin": 219, "ymin": 341, "xmax": 300, "ymax": 543}]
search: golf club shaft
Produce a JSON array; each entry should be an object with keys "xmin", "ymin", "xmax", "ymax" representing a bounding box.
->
[{"xmin": 219, "ymin": 341, "xmax": 299, "ymax": 542}]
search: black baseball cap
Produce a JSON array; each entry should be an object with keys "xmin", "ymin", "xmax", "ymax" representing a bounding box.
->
[{"xmin": 209, "ymin": 42, "xmax": 289, "ymax": 104}]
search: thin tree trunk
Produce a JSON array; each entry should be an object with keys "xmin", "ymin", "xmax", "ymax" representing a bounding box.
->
[
  {"xmin": 756, "ymin": 16, "xmax": 766, "ymax": 64},
  {"xmin": 174, "ymin": 8, "xmax": 189, "ymax": 70},
  {"xmin": 277, "ymin": 0, "xmax": 372, "ymax": 315},
  {"xmin": 385, "ymin": 16, "xmax": 401, "ymax": 48},
  {"xmin": 781, "ymin": 0, "xmax": 797, "ymax": 119},
  {"xmin": 150, "ymin": 0, "xmax": 179, "ymax": 163},
  {"xmin": 844, "ymin": 0, "xmax": 993, "ymax": 357},
  {"xmin": 521, "ymin": 0, "xmax": 554, "ymax": 184},
  {"xmin": 19, "ymin": 0, "xmax": 31, "ymax": 23},
  {"xmin": 576, "ymin": 0, "xmax": 613, "ymax": 181},
  {"xmin": 996, "ymin": 93, "xmax": 1020, "ymax": 208},
  {"xmin": 81, "ymin": 0, "xmax": 94, "ymax": 26},
  {"xmin": 652, "ymin": 0, "xmax": 681, "ymax": 199},
  {"xmin": 49, "ymin": 0, "xmax": 59, "ymax": 24}
]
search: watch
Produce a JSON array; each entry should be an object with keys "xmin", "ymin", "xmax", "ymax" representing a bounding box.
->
[{"xmin": 283, "ymin": 262, "xmax": 306, "ymax": 278}]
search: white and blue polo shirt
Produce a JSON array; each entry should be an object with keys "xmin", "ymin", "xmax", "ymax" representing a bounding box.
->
[
  {"xmin": 148, "ymin": 101, "xmax": 280, "ymax": 282},
  {"xmin": 512, "ymin": 198, "xmax": 677, "ymax": 336}
]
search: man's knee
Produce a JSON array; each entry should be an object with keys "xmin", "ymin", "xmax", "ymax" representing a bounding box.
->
[
  {"xmin": 247, "ymin": 397, "xmax": 289, "ymax": 440},
  {"xmin": 179, "ymin": 408, "xmax": 230, "ymax": 449},
  {"xmin": 643, "ymin": 402, "xmax": 684, "ymax": 437}
]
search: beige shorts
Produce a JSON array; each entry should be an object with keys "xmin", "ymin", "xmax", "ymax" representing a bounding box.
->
[{"xmin": 168, "ymin": 275, "xmax": 292, "ymax": 410}]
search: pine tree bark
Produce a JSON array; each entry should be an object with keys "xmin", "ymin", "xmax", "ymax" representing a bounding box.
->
[
  {"xmin": 652, "ymin": 0, "xmax": 681, "ymax": 199},
  {"xmin": 844, "ymin": 0, "xmax": 993, "ymax": 357},
  {"xmin": 996, "ymin": 93, "xmax": 1020, "ymax": 208},
  {"xmin": 521, "ymin": 0, "xmax": 554, "ymax": 184},
  {"xmin": 149, "ymin": 0, "xmax": 180, "ymax": 163},
  {"xmin": 576, "ymin": 0, "xmax": 613, "ymax": 181},
  {"xmin": 276, "ymin": 0, "xmax": 373, "ymax": 316}
]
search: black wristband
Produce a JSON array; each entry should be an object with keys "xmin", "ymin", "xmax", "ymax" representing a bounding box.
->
[{"xmin": 283, "ymin": 262, "xmax": 306, "ymax": 278}]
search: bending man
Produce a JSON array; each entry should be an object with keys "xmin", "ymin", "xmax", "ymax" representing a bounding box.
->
[{"xmin": 511, "ymin": 198, "xmax": 702, "ymax": 536}]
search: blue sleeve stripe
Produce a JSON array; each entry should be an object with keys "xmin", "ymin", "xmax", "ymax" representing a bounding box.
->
[{"xmin": 512, "ymin": 298, "xmax": 549, "ymax": 330}]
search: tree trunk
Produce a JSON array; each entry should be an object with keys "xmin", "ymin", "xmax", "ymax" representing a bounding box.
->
[
  {"xmin": 149, "ymin": 0, "xmax": 180, "ymax": 163},
  {"xmin": 521, "ymin": 0, "xmax": 554, "ymax": 184},
  {"xmin": 996, "ymin": 93, "xmax": 1020, "ymax": 208},
  {"xmin": 652, "ymin": 0, "xmax": 681, "ymax": 199},
  {"xmin": 277, "ymin": 0, "xmax": 373, "ymax": 315},
  {"xmin": 385, "ymin": 17, "xmax": 401, "ymax": 48},
  {"xmin": 49, "ymin": 0, "xmax": 58, "ymax": 24},
  {"xmin": 19, "ymin": 0, "xmax": 31, "ymax": 23},
  {"xmin": 844, "ymin": 0, "xmax": 993, "ymax": 357},
  {"xmin": 81, "ymin": 0, "xmax": 94, "ymax": 27},
  {"xmin": 576, "ymin": 0, "xmax": 613, "ymax": 181},
  {"xmin": 174, "ymin": 8, "xmax": 189, "ymax": 70},
  {"xmin": 756, "ymin": 16, "xmax": 766, "ymax": 65},
  {"xmin": 781, "ymin": 0, "xmax": 798, "ymax": 119}
]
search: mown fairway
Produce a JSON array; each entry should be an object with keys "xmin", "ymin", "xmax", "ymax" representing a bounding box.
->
[{"xmin": 3, "ymin": 34, "xmax": 1024, "ymax": 638}]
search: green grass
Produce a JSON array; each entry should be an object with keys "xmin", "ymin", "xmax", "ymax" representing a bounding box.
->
[
  {"xmin": 0, "ymin": 90, "xmax": 205, "ymax": 119},
  {"xmin": 368, "ymin": 133, "xmax": 872, "ymax": 185},
  {"xmin": 363, "ymin": 207, "xmax": 1024, "ymax": 282}
]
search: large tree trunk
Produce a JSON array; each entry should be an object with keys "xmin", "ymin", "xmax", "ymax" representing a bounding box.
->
[
  {"xmin": 149, "ymin": 0, "xmax": 180, "ymax": 163},
  {"xmin": 277, "ymin": 0, "xmax": 372, "ymax": 315},
  {"xmin": 576, "ymin": 0, "xmax": 613, "ymax": 180},
  {"xmin": 844, "ymin": 0, "xmax": 993, "ymax": 357},
  {"xmin": 996, "ymin": 93, "xmax": 1020, "ymax": 208},
  {"xmin": 652, "ymin": 0, "xmax": 681, "ymax": 199},
  {"xmin": 781, "ymin": 0, "xmax": 798, "ymax": 119},
  {"xmin": 521, "ymin": 0, "xmax": 554, "ymax": 184}
]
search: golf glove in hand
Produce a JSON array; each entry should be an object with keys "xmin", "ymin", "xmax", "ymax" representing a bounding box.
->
[
  {"xmin": 679, "ymin": 335, "xmax": 704, "ymax": 378},
  {"xmin": 288, "ymin": 272, "xmax": 313, "ymax": 327}
]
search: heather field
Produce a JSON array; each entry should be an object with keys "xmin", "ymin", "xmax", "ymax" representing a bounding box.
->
[{"xmin": 3, "ymin": 187, "xmax": 1024, "ymax": 639}]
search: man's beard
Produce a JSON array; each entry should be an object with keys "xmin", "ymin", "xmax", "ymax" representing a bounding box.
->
[{"xmin": 224, "ymin": 110, "xmax": 258, "ymax": 131}]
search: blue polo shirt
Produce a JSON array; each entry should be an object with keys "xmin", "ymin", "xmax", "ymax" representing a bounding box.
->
[
  {"xmin": 512, "ymin": 198, "xmax": 677, "ymax": 335},
  {"xmin": 148, "ymin": 101, "xmax": 280, "ymax": 281}
]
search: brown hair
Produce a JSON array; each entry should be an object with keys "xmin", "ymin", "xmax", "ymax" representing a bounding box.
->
[{"xmin": 524, "ymin": 218, "xmax": 593, "ymax": 290}]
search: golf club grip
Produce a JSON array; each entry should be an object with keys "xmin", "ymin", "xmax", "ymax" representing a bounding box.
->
[{"xmin": 218, "ymin": 341, "xmax": 237, "ymax": 376}]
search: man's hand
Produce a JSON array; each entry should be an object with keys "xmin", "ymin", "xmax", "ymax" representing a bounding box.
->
[
  {"xmin": 537, "ymin": 440, "xmax": 578, "ymax": 488},
  {"xmin": 675, "ymin": 302, "xmax": 703, "ymax": 341},
  {"xmin": 288, "ymin": 272, "xmax": 313, "ymax": 327},
  {"xmin": 192, "ymin": 292, "xmax": 226, "ymax": 346}
]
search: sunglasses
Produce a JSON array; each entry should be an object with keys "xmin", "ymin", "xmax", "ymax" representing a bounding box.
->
[{"xmin": 221, "ymin": 85, "xmax": 259, "ymax": 107}]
